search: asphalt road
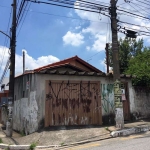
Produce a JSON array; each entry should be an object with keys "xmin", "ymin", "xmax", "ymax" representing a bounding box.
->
[{"xmin": 61, "ymin": 131, "xmax": 150, "ymax": 150}]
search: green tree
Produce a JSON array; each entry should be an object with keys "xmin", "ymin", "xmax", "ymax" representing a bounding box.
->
[
  {"xmin": 108, "ymin": 37, "xmax": 144, "ymax": 74},
  {"xmin": 125, "ymin": 48, "xmax": 150, "ymax": 86}
]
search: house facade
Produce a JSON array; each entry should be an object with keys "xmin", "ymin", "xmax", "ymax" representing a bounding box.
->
[{"xmin": 1, "ymin": 56, "xmax": 150, "ymax": 134}]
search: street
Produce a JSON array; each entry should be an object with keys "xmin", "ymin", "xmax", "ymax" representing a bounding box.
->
[{"xmin": 59, "ymin": 131, "xmax": 150, "ymax": 150}]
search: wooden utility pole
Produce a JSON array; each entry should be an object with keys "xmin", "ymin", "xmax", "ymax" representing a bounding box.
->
[
  {"xmin": 110, "ymin": 0, "xmax": 124, "ymax": 129},
  {"xmin": 105, "ymin": 43, "xmax": 109, "ymax": 74},
  {"xmin": 6, "ymin": 0, "xmax": 17, "ymax": 137},
  {"xmin": 23, "ymin": 51, "xmax": 25, "ymax": 74}
]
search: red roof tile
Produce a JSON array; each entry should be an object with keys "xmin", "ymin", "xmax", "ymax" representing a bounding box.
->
[{"xmin": 34, "ymin": 55, "xmax": 102, "ymax": 73}]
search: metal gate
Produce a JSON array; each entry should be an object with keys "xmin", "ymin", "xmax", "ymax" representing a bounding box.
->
[
  {"xmin": 122, "ymin": 82, "xmax": 130, "ymax": 120},
  {"xmin": 45, "ymin": 80, "xmax": 102, "ymax": 126}
]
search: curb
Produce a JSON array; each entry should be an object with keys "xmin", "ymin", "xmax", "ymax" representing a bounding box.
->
[
  {"xmin": 111, "ymin": 125, "xmax": 150, "ymax": 137},
  {"xmin": 0, "ymin": 136, "xmax": 112, "ymax": 150},
  {"xmin": 0, "ymin": 126, "xmax": 149, "ymax": 149}
]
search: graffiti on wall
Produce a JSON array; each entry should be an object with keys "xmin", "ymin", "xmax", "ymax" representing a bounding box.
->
[
  {"xmin": 45, "ymin": 81, "xmax": 101, "ymax": 126},
  {"xmin": 101, "ymin": 83, "xmax": 115, "ymax": 114}
]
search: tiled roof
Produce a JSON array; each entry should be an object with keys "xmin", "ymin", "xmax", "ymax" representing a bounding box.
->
[
  {"xmin": 34, "ymin": 55, "xmax": 102, "ymax": 73},
  {"xmin": 38, "ymin": 69, "xmax": 135, "ymax": 78}
]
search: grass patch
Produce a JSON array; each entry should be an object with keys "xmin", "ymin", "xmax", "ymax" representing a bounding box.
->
[{"xmin": 29, "ymin": 143, "xmax": 37, "ymax": 150}]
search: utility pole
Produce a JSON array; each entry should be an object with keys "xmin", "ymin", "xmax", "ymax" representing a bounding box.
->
[
  {"xmin": 23, "ymin": 51, "xmax": 25, "ymax": 74},
  {"xmin": 110, "ymin": 0, "xmax": 124, "ymax": 129},
  {"xmin": 105, "ymin": 43, "xmax": 109, "ymax": 74},
  {"xmin": 6, "ymin": 0, "xmax": 17, "ymax": 137}
]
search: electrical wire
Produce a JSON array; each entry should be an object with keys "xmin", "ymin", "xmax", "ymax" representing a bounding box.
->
[
  {"xmin": 118, "ymin": 21, "xmax": 150, "ymax": 30},
  {"xmin": 117, "ymin": 8, "xmax": 150, "ymax": 21},
  {"xmin": 47, "ymin": 0, "xmax": 109, "ymax": 11},
  {"xmin": 24, "ymin": 9, "xmax": 110, "ymax": 24},
  {"xmin": 134, "ymin": 0, "xmax": 150, "ymax": 6},
  {"xmin": 0, "ymin": 58, "xmax": 10, "ymax": 84},
  {"xmin": 119, "ymin": 26, "xmax": 150, "ymax": 35},
  {"xmin": 0, "ymin": 8, "xmax": 12, "ymax": 80},
  {"xmin": 27, "ymin": 0, "xmax": 109, "ymax": 15},
  {"xmin": 17, "ymin": 2, "xmax": 31, "ymax": 36},
  {"xmin": 118, "ymin": 12, "xmax": 150, "ymax": 22},
  {"xmin": 127, "ymin": 3, "xmax": 149, "ymax": 18},
  {"xmin": 130, "ymin": 2, "xmax": 150, "ymax": 16},
  {"xmin": 131, "ymin": 2, "xmax": 150, "ymax": 10}
]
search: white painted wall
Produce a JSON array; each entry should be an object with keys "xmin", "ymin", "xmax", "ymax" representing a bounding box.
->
[{"xmin": 13, "ymin": 91, "xmax": 38, "ymax": 134}]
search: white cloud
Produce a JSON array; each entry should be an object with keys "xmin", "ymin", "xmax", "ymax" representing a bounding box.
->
[
  {"xmin": 86, "ymin": 46, "xmax": 91, "ymax": 51},
  {"xmin": 100, "ymin": 58, "xmax": 112, "ymax": 73},
  {"xmin": 0, "ymin": 46, "xmax": 59, "ymax": 77},
  {"xmin": 92, "ymin": 34, "xmax": 106, "ymax": 51},
  {"xmin": 75, "ymin": 26, "xmax": 81, "ymax": 30},
  {"xmin": 100, "ymin": 59, "xmax": 106, "ymax": 73},
  {"xmin": 62, "ymin": 31, "xmax": 84, "ymax": 46},
  {"xmin": 74, "ymin": 0, "xmax": 150, "ymax": 50}
]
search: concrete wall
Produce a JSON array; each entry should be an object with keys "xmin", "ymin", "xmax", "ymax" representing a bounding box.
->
[
  {"xmin": 13, "ymin": 92, "xmax": 38, "ymax": 135},
  {"xmin": 129, "ymin": 86, "xmax": 150, "ymax": 120},
  {"xmin": 13, "ymin": 74, "xmax": 39, "ymax": 134},
  {"xmin": 13, "ymin": 73, "xmax": 132, "ymax": 134},
  {"xmin": 1, "ymin": 107, "xmax": 7, "ymax": 125}
]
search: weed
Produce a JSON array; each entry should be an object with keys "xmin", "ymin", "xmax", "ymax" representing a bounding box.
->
[
  {"xmin": 29, "ymin": 143, "xmax": 36, "ymax": 150},
  {"xmin": 20, "ymin": 130, "xmax": 25, "ymax": 136},
  {"xmin": 61, "ymin": 142, "xmax": 64, "ymax": 146},
  {"xmin": 105, "ymin": 127, "xmax": 111, "ymax": 132},
  {"xmin": 105, "ymin": 127, "xmax": 109, "ymax": 131},
  {"xmin": 0, "ymin": 138, "xmax": 3, "ymax": 143}
]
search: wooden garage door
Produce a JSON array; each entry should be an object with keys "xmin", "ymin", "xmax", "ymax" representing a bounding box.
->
[{"xmin": 45, "ymin": 80, "xmax": 102, "ymax": 126}]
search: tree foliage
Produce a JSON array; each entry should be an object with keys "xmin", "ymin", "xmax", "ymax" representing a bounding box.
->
[
  {"xmin": 108, "ymin": 37, "xmax": 144, "ymax": 74},
  {"xmin": 125, "ymin": 48, "xmax": 150, "ymax": 86},
  {"xmin": 108, "ymin": 37, "xmax": 150, "ymax": 86}
]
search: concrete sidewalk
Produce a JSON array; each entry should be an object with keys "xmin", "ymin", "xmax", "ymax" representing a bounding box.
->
[{"xmin": 0, "ymin": 119, "xmax": 149, "ymax": 150}]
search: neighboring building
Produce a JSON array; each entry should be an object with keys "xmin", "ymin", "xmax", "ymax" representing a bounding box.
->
[
  {"xmin": 0, "ymin": 77, "xmax": 9, "ymax": 124},
  {"xmin": 1, "ymin": 56, "xmax": 150, "ymax": 135},
  {"xmin": 0, "ymin": 77, "xmax": 9, "ymax": 91}
]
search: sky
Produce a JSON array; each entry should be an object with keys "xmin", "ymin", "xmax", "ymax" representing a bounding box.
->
[{"xmin": 0, "ymin": 0, "xmax": 150, "ymax": 78}]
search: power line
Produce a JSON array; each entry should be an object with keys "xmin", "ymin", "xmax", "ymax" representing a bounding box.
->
[
  {"xmin": 0, "ymin": 58, "xmax": 10, "ymax": 85},
  {"xmin": 119, "ymin": 25, "xmax": 150, "ymax": 34},
  {"xmin": 24, "ymin": 9, "xmax": 110, "ymax": 24},
  {"xmin": 127, "ymin": 2, "xmax": 149, "ymax": 17},
  {"xmin": 17, "ymin": 2, "xmax": 31, "ymax": 36},
  {"xmin": 28, "ymin": 0, "xmax": 150, "ymax": 21},
  {"xmin": 27, "ymin": 0, "xmax": 110, "ymax": 16},
  {"xmin": 0, "ymin": 8, "xmax": 12, "ymax": 80},
  {"xmin": 118, "ymin": 21, "xmax": 150, "ymax": 30},
  {"xmin": 131, "ymin": 2, "xmax": 150, "ymax": 10},
  {"xmin": 86, "ymin": 51, "xmax": 102, "ymax": 62},
  {"xmin": 130, "ymin": 2, "xmax": 150, "ymax": 15},
  {"xmin": 134, "ymin": 0, "xmax": 150, "ymax": 6},
  {"xmin": 118, "ymin": 12, "xmax": 150, "ymax": 22},
  {"xmin": 0, "ymin": 5, "xmax": 11, "ymax": 9},
  {"xmin": 117, "ymin": 8, "xmax": 150, "ymax": 21}
]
